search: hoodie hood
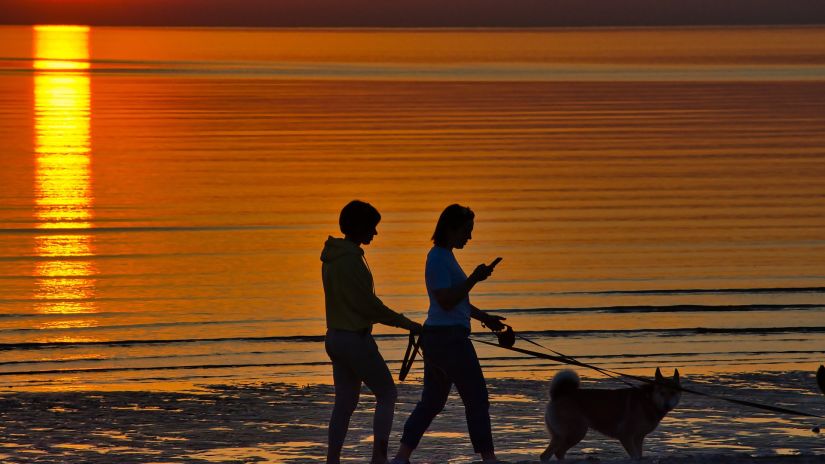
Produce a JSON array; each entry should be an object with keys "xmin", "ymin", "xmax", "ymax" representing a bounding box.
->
[{"xmin": 321, "ymin": 236, "xmax": 364, "ymax": 263}]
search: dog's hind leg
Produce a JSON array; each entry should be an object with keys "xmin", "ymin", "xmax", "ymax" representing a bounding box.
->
[
  {"xmin": 539, "ymin": 442, "xmax": 556, "ymax": 462},
  {"xmin": 553, "ymin": 427, "xmax": 587, "ymax": 460},
  {"xmin": 541, "ymin": 431, "xmax": 566, "ymax": 461}
]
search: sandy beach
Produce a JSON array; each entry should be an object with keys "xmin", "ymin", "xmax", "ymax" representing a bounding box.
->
[{"xmin": 1, "ymin": 370, "xmax": 823, "ymax": 463}]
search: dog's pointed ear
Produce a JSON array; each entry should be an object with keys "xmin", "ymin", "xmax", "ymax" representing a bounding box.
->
[
  {"xmin": 673, "ymin": 368, "xmax": 680, "ymax": 384},
  {"xmin": 655, "ymin": 367, "xmax": 663, "ymax": 381}
]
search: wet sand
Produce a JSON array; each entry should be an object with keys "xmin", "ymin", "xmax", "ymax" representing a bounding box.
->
[{"xmin": 1, "ymin": 371, "xmax": 823, "ymax": 463}]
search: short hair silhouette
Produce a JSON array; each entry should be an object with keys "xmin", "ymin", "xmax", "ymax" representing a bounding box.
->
[
  {"xmin": 432, "ymin": 204, "xmax": 474, "ymax": 247},
  {"xmin": 339, "ymin": 200, "xmax": 381, "ymax": 236}
]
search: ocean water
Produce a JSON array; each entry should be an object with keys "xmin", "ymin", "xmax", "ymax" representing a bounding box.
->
[{"xmin": 0, "ymin": 25, "xmax": 824, "ymax": 394}]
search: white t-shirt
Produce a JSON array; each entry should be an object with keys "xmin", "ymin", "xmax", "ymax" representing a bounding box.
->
[{"xmin": 424, "ymin": 246, "xmax": 471, "ymax": 328}]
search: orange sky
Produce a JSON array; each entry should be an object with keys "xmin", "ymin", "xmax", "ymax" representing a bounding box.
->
[{"xmin": 2, "ymin": 0, "xmax": 825, "ymax": 27}]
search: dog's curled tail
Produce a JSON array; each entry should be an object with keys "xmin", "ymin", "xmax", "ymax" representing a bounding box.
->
[{"xmin": 550, "ymin": 369, "xmax": 580, "ymax": 399}]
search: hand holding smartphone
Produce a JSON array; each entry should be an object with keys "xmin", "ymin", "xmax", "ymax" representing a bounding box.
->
[{"xmin": 472, "ymin": 257, "xmax": 503, "ymax": 283}]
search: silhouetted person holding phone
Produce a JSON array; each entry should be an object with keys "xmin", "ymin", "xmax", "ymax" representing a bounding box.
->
[
  {"xmin": 322, "ymin": 200, "xmax": 423, "ymax": 464},
  {"xmin": 392, "ymin": 204, "xmax": 505, "ymax": 464}
]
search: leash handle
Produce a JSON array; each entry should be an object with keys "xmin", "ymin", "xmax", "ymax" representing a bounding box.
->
[
  {"xmin": 399, "ymin": 332, "xmax": 420, "ymax": 382},
  {"xmin": 482, "ymin": 321, "xmax": 516, "ymax": 348}
]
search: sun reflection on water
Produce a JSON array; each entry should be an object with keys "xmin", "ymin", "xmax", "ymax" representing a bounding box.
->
[
  {"xmin": 33, "ymin": 25, "xmax": 97, "ymax": 317},
  {"xmin": 33, "ymin": 25, "xmax": 91, "ymax": 71}
]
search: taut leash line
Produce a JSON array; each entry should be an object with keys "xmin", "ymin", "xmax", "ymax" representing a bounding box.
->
[
  {"xmin": 470, "ymin": 336, "xmax": 825, "ymax": 421},
  {"xmin": 513, "ymin": 332, "xmax": 637, "ymax": 388}
]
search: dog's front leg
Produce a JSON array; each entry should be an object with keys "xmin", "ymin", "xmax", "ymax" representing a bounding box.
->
[
  {"xmin": 632, "ymin": 435, "xmax": 645, "ymax": 459},
  {"xmin": 619, "ymin": 436, "xmax": 643, "ymax": 460}
]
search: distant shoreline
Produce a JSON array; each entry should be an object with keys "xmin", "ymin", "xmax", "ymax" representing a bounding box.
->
[
  {"xmin": 2, "ymin": 23, "xmax": 825, "ymax": 30},
  {"xmin": 3, "ymin": 0, "xmax": 825, "ymax": 29}
]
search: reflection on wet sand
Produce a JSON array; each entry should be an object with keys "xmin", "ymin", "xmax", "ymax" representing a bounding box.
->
[
  {"xmin": 0, "ymin": 374, "xmax": 822, "ymax": 463},
  {"xmin": 32, "ymin": 25, "xmax": 97, "ymax": 319}
]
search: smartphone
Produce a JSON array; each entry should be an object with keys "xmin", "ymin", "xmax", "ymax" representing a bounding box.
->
[{"xmin": 489, "ymin": 257, "xmax": 503, "ymax": 268}]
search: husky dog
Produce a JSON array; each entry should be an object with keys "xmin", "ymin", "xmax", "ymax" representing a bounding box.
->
[
  {"xmin": 542, "ymin": 368, "xmax": 681, "ymax": 461},
  {"xmin": 818, "ymin": 365, "xmax": 825, "ymax": 395}
]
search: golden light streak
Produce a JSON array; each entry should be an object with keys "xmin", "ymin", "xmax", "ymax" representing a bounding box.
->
[
  {"xmin": 33, "ymin": 25, "xmax": 98, "ymax": 315},
  {"xmin": 33, "ymin": 25, "xmax": 91, "ymax": 71},
  {"xmin": 35, "ymin": 74, "xmax": 92, "ymax": 228}
]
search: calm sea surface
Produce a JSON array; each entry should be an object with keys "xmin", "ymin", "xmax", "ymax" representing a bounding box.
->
[{"xmin": 0, "ymin": 26, "xmax": 824, "ymax": 392}]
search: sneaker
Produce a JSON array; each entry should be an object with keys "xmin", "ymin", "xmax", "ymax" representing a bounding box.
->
[{"xmin": 389, "ymin": 458, "xmax": 410, "ymax": 464}]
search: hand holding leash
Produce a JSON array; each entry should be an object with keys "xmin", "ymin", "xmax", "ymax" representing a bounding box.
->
[
  {"xmin": 482, "ymin": 314, "xmax": 507, "ymax": 332},
  {"xmin": 491, "ymin": 324, "xmax": 515, "ymax": 348},
  {"xmin": 480, "ymin": 314, "xmax": 515, "ymax": 348}
]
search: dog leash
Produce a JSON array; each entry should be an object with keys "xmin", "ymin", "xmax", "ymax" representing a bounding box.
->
[
  {"xmin": 483, "ymin": 322, "xmax": 635, "ymax": 387},
  {"xmin": 400, "ymin": 321, "xmax": 516, "ymax": 382},
  {"xmin": 399, "ymin": 331, "xmax": 421, "ymax": 382},
  {"xmin": 470, "ymin": 336, "xmax": 825, "ymax": 420},
  {"xmin": 400, "ymin": 322, "xmax": 516, "ymax": 382},
  {"xmin": 512, "ymin": 332, "xmax": 639, "ymax": 389}
]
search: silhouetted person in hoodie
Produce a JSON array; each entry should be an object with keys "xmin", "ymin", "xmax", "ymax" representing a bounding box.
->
[{"xmin": 321, "ymin": 200, "xmax": 423, "ymax": 464}]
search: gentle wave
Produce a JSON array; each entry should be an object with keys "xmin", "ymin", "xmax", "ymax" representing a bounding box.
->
[
  {"xmin": 0, "ymin": 303, "xmax": 819, "ymax": 320},
  {"xmin": 2, "ymin": 348, "xmax": 821, "ymax": 369},
  {"xmin": 0, "ymin": 312, "xmax": 129, "ymax": 319},
  {"xmin": 0, "ymin": 224, "xmax": 292, "ymax": 235},
  {"xmin": 514, "ymin": 326, "xmax": 825, "ymax": 337},
  {"xmin": 3, "ymin": 326, "xmax": 825, "ymax": 352},
  {"xmin": 0, "ymin": 252, "xmax": 272, "ymax": 263},
  {"xmin": 0, "ymin": 349, "xmax": 286, "ymax": 367},
  {"xmin": 3, "ymin": 57, "xmax": 825, "ymax": 82},
  {"xmin": 0, "ymin": 295, "xmax": 269, "ymax": 304},
  {"xmin": 0, "ymin": 361, "xmax": 332, "ymax": 377},
  {"xmin": 547, "ymin": 286, "xmax": 825, "ymax": 296},
  {"xmin": 0, "ymin": 304, "xmax": 819, "ymax": 333},
  {"xmin": 494, "ymin": 304, "xmax": 824, "ymax": 314},
  {"xmin": 0, "ymin": 335, "xmax": 327, "ymax": 351},
  {"xmin": 1, "ymin": 350, "xmax": 821, "ymax": 378},
  {"xmin": 0, "ymin": 317, "xmax": 292, "ymax": 334}
]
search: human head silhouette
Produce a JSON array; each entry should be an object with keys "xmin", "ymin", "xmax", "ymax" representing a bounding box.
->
[
  {"xmin": 339, "ymin": 200, "xmax": 381, "ymax": 245},
  {"xmin": 432, "ymin": 204, "xmax": 475, "ymax": 249}
]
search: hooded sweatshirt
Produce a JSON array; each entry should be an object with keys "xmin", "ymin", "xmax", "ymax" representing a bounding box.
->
[{"xmin": 321, "ymin": 236, "xmax": 418, "ymax": 332}]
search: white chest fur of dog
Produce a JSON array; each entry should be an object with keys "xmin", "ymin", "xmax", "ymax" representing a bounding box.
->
[{"xmin": 542, "ymin": 368, "xmax": 681, "ymax": 461}]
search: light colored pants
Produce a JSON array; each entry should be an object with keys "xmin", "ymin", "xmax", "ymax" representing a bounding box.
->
[{"xmin": 325, "ymin": 328, "xmax": 397, "ymax": 463}]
